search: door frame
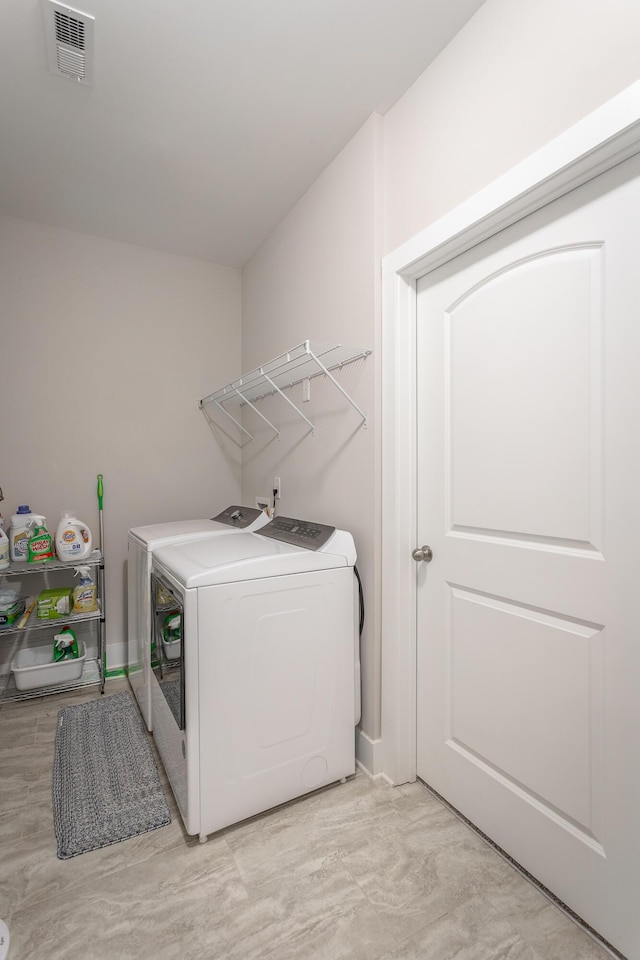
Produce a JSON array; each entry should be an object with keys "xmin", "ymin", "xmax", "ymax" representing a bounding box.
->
[{"xmin": 380, "ymin": 79, "xmax": 640, "ymax": 786}]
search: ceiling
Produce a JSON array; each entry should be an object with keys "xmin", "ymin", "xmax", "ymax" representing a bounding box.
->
[{"xmin": 0, "ymin": 0, "xmax": 485, "ymax": 267}]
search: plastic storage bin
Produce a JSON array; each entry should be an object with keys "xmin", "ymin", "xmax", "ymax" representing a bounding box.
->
[
  {"xmin": 11, "ymin": 641, "xmax": 86, "ymax": 691},
  {"xmin": 161, "ymin": 637, "xmax": 181, "ymax": 661}
]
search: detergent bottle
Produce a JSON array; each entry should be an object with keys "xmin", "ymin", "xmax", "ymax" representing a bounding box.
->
[
  {"xmin": 0, "ymin": 528, "xmax": 9, "ymax": 569},
  {"xmin": 72, "ymin": 565, "xmax": 98, "ymax": 613},
  {"xmin": 10, "ymin": 506, "xmax": 47, "ymax": 561},
  {"xmin": 55, "ymin": 513, "xmax": 93, "ymax": 562}
]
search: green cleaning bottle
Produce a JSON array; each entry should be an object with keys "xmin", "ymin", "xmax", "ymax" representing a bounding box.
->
[
  {"xmin": 27, "ymin": 522, "xmax": 53, "ymax": 563},
  {"xmin": 53, "ymin": 627, "xmax": 79, "ymax": 662}
]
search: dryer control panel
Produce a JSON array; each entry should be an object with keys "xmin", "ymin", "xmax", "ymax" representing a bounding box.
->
[
  {"xmin": 211, "ymin": 505, "xmax": 263, "ymax": 529},
  {"xmin": 259, "ymin": 516, "xmax": 336, "ymax": 551}
]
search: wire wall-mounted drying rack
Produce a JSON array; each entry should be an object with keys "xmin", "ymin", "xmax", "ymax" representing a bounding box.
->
[{"xmin": 199, "ymin": 340, "xmax": 371, "ymax": 440}]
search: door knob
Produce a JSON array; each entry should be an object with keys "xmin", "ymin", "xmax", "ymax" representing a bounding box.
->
[{"xmin": 412, "ymin": 545, "xmax": 433, "ymax": 562}]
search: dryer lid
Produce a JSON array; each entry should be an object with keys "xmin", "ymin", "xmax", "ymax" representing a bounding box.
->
[{"xmin": 153, "ymin": 529, "xmax": 355, "ymax": 588}]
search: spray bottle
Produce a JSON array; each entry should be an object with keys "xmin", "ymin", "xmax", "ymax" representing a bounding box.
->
[
  {"xmin": 72, "ymin": 565, "xmax": 98, "ymax": 613},
  {"xmin": 53, "ymin": 627, "xmax": 79, "ymax": 661},
  {"xmin": 27, "ymin": 521, "xmax": 54, "ymax": 563}
]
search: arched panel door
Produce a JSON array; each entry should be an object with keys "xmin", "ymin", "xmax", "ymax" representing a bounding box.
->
[{"xmin": 416, "ymin": 151, "xmax": 640, "ymax": 958}]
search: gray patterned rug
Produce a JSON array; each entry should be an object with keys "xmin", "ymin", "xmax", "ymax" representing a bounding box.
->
[{"xmin": 52, "ymin": 689, "xmax": 171, "ymax": 859}]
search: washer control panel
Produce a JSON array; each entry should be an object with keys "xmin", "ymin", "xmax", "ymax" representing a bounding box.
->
[
  {"xmin": 211, "ymin": 505, "xmax": 263, "ymax": 529},
  {"xmin": 259, "ymin": 515, "xmax": 336, "ymax": 551}
]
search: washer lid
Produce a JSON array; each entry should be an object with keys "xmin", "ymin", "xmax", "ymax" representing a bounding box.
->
[
  {"xmin": 153, "ymin": 529, "xmax": 354, "ymax": 588},
  {"xmin": 129, "ymin": 506, "xmax": 268, "ymax": 550}
]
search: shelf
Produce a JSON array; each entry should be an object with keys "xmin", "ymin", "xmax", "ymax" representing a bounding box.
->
[
  {"xmin": 0, "ymin": 658, "xmax": 102, "ymax": 703},
  {"xmin": 0, "ymin": 549, "xmax": 103, "ymax": 578},
  {"xmin": 199, "ymin": 340, "xmax": 371, "ymax": 439},
  {"xmin": 0, "ymin": 600, "xmax": 102, "ymax": 638}
]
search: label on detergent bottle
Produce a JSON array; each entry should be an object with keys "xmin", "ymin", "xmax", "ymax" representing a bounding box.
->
[
  {"xmin": 61, "ymin": 528, "xmax": 84, "ymax": 555},
  {"xmin": 28, "ymin": 524, "xmax": 53, "ymax": 563},
  {"xmin": 0, "ymin": 530, "xmax": 9, "ymax": 569},
  {"xmin": 12, "ymin": 531, "xmax": 29, "ymax": 560}
]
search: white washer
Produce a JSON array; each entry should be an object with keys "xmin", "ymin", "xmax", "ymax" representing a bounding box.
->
[
  {"xmin": 150, "ymin": 516, "xmax": 360, "ymax": 841},
  {"xmin": 127, "ymin": 505, "xmax": 268, "ymax": 730}
]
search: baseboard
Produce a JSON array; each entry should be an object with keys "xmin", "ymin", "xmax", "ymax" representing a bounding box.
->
[
  {"xmin": 105, "ymin": 667, "xmax": 128, "ymax": 680},
  {"xmin": 105, "ymin": 641, "xmax": 127, "ymax": 674},
  {"xmin": 355, "ymin": 728, "xmax": 384, "ymax": 779}
]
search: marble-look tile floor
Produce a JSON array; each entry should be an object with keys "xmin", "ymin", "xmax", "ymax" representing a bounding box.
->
[{"xmin": 0, "ymin": 680, "xmax": 615, "ymax": 960}]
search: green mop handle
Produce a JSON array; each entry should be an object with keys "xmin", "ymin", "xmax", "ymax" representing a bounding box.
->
[
  {"xmin": 96, "ymin": 473, "xmax": 106, "ymax": 692},
  {"xmin": 97, "ymin": 474, "xmax": 105, "ymax": 557}
]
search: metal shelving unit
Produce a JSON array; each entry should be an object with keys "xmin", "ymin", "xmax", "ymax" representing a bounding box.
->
[
  {"xmin": 0, "ymin": 549, "xmax": 106, "ymax": 702},
  {"xmin": 199, "ymin": 340, "xmax": 371, "ymax": 440}
]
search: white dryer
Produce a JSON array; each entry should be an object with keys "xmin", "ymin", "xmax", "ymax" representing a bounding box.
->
[
  {"xmin": 150, "ymin": 516, "xmax": 360, "ymax": 842},
  {"xmin": 127, "ymin": 505, "xmax": 268, "ymax": 730}
]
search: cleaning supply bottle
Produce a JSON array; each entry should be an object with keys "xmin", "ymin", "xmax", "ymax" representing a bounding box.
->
[
  {"xmin": 72, "ymin": 565, "xmax": 98, "ymax": 613},
  {"xmin": 53, "ymin": 627, "xmax": 79, "ymax": 661},
  {"xmin": 10, "ymin": 507, "xmax": 47, "ymax": 561},
  {"xmin": 27, "ymin": 521, "xmax": 54, "ymax": 563},
  {"xmin": 0, "ymin": 529, "xmax": 9, "ymax": 569},
  {"xmin": 55, "ymin": 513, "xmax": 92, "ymax": 561}
]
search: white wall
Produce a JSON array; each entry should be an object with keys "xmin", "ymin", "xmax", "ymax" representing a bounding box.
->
[
  {"xmin": 384, "ymin": 0, "xmax": 640, "ymax": 255},
  {"xmin": 240, "ymin": 115, "xmax": 383, "ymax": 747},
  {"xmin": 239, "ymin": 0, "xmax": 640, "ymax": 771},
  {"xmin": 6, "ymin": 0, "xmax": 637, "ymax": 751},
  {"xmin": 0, "ymin": 215, "xmax": 241, "ymax": 673}
]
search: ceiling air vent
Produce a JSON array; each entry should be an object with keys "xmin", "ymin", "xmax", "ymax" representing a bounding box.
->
[{"xmin": 43, "ymin": 0, "xmax": 95, "ymax": 86}]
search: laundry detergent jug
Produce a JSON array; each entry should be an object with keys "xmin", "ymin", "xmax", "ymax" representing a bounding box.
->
[
  {"xmin": 10, "ymin": 506, "xmax": 47, "ymax": 562},
  {"xmin": 0, "ymin": 528, "xmax": 9, "ymax": 569},
  {"xmin": 55, "ymin": 513, "xmax": 93, "ymax": 561}
]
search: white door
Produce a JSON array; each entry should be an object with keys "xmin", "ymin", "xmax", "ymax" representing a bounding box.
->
[{"xmin": 416, "ymin": 151, "xmax": 640, "ymax": 958}]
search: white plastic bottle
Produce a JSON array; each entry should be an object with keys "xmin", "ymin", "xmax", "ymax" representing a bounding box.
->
[
  {"xmin": 55, "ymin": 513, "xmax": 93, "ymax": 562},
  {"xmin": 9, "ymin": 506, "xmax": 47, "ymax": 562},
  {"xmin": 0, "ymin": 528, "xmax": 9, "ymax": 569}
]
